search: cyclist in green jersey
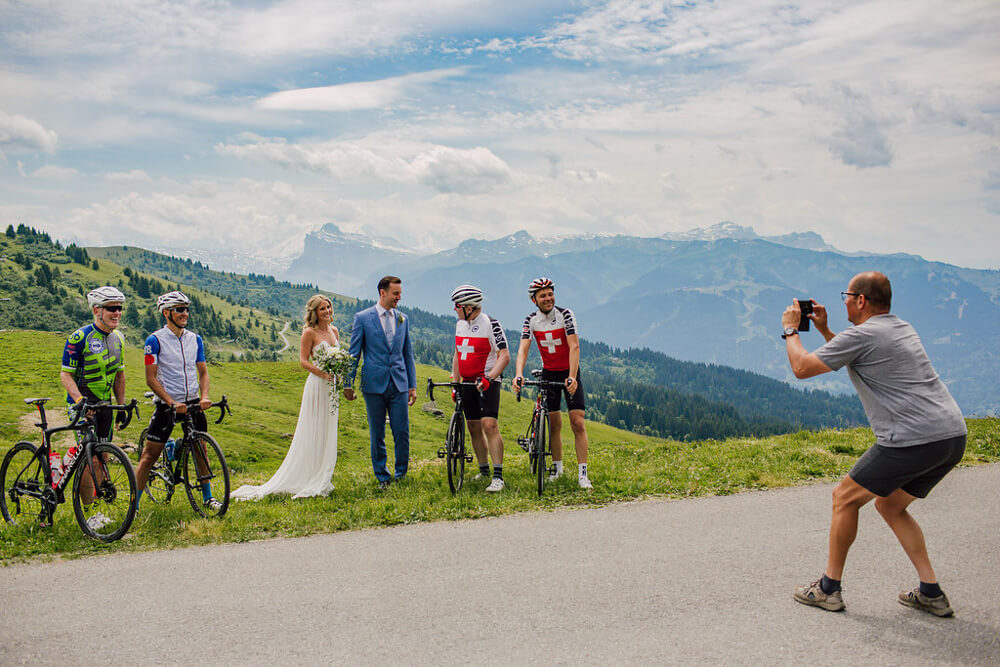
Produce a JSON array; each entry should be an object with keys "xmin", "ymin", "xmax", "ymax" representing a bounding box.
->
[{"xmin": 59, "ymin": 286, "xmax": 128, "ymax": 530}]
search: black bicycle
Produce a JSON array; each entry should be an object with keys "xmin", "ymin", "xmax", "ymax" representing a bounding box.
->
[
  {"xmin": 1, "ymin": 397, "xmax": 140, "ymax": 542},
  {"xmin": 426, "ymin": 377, "xmax": 485, "ymax": 494},
  {"xmin": 136, "ymin": 393, "xmax": 232, "ymax": 518},
  {"xmin": 516, "ymin": 370, "xmax": 566, "ymax": 496}
]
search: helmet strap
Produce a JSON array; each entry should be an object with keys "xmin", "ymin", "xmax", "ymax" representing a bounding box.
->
[{"xmin": 166, "ymin": 309, "xmax": 186, "ymax": 331}]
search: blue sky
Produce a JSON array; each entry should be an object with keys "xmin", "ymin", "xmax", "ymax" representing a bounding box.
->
[{"xmin": 1, "ymin": 0, "xmax": 998, "ymax": 269}]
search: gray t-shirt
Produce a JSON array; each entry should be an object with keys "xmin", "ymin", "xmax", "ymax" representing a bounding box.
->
[{"xmin": 815, "ymin": 314, "xmax": 966, "ymax": 447}]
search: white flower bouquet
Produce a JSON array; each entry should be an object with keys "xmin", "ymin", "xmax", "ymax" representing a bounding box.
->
[{"xmin": 312, "ymin": 343, "xmax": 354, "ymax": 410}]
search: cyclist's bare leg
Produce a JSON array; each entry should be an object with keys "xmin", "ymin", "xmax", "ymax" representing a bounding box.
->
[
  {"xmin": 548, "ymin": 411, "xmax": 564, "ymax": 463},
  {"xmin": 466, "ymin": 419, "xmax": 489, "ymax": 466},
  {"xmin": 481, "ymin": 417, "xmax": 503, "ymax": 466},
  {"xmin": 78, "ymin": 452, "xmax": 108, "ymax": 505},
  {"xmin": 568, "ymin": 409, "xmax": 588, "ymax": 464},
  {"xmin": 135, "ymin": 439, "xmax": 166, "ymax": 492}
]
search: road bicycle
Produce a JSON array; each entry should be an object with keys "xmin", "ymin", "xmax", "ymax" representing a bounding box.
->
[
  {"xmin": 1, "ymin": 397, "xmax": 139, "ymax": 542},
  {"xmin": 426, "ymin": 377, "xmax": 485, "ymax": 494},
  {"xmin": 135, "ymin": 393, "xmax": 232, "ymax": 518},
  {"xmin": 516, "ymin": 370, "xmax": 566, "ymax": 496}
]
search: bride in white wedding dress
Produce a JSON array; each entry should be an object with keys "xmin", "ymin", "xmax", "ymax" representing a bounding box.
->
[{"xmin": 232, "ymin": 295, "xmax": 341, "ymax": 500}]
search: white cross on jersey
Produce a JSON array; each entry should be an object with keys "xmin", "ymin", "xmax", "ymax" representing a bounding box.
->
[
  {"xmin": 539, "ymin": 331, "xmax": 563, "ymax": 355},
  {"xmin": 457, "ymin": 338, "xmax": 476, "ymax": 360}
]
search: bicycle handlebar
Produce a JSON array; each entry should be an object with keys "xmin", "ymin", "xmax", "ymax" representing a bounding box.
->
[
  {"xmin": 514, "ymin": 378, "xmax": 566, "ymax": 402},
  {"xmin": 141, "ymin": 391, "xmax": 231, "ymax": 424},
  {"xmin": 69, "ymin": 398, "xmax": 140, "ymax": 429},
  {"xmin": 426, "ymin": 377, "xmax": 483, "ymax": 402}
]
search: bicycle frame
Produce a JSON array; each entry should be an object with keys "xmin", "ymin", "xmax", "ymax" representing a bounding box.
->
[{"xmin": 15, "ymin": 398, "xmax": 138, "ymax": 514}]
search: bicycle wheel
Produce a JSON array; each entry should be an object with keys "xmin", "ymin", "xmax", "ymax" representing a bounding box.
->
[
  {"xmin": 446, "ymin": 410, "xmax": 466, "ymax": 494},
  {"xmin": 136, "ymin": 428, "xmax": 173, "ymax": 504},
  {"xmin": 73, "ymin": 442, "xmax": 137, "ymax": 542},
  {"xmin": 179, "ymin": 434, "xmax": 230, "ymax": 518},
  {"xmin": 0, "ymin": 441, "xmax": 47, "ymax": 526},
  {"xmin": 527, "ymin": 412, "xmax": 540, "ymax": 475},
  {"xmin": 534, "ymin": 410, "xmax": 548, "ymax": 496}
]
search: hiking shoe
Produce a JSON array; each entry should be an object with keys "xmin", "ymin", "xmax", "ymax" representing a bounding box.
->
[
  {"xmin": 204, "ymin": 498, "xmax": 224, "ymax": 512},
  {"xmin": 899, "ymin": 588, "xmax": 954, "ymax": 617},
  {"xmin": 486, "ymin": 477, "xmax": 505, "ymax": 493},
  {"xmin": 794, "ymin": 579, "xmax": 845, "ymax": 611},
  {"xmin": 87, "ymin": 512, "xmax": 113, "ymax": 530},
  {"xmin": 579, "ymin": 476, "xmax": 593, "ymax": 490}
]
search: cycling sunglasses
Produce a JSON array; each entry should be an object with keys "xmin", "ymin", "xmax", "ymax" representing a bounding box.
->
[{"xmin": 101, "ymin": 305, "xmax": 124, "ymax": 312}]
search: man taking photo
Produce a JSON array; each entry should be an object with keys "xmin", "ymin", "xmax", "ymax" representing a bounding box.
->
[{"xmin": 782, "ymin": 271, "xmax": 966, "ymax": 617}]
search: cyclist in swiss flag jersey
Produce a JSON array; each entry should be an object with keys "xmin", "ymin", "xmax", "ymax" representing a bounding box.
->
[
  {"xmin": 451, "ymin": 285, "xmax": 510, "ymax": 493},
  {"xmin": 513, "ymin": 277, "xmax": 592, "ymax": 489}
]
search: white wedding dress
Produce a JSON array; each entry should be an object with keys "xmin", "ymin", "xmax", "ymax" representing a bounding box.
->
[{"xmin": 231, "ymin": 342, "xmax": 340, "ymax": 500}]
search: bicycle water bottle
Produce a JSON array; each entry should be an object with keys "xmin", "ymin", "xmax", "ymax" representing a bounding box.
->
[
  {"xmin": 164, "ymin": 439, "xmax": 176, "ymax": 461},
  {"xmin": 49, "ymin": 451, "xmax": 64, "ymax": 488},
  {"xmin": 62, "ymin": 446, "xmax": 79, "ymax": 471}
]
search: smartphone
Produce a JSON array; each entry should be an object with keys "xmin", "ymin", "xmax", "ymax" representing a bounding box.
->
[{"xmin": 797, "ymin": 299, "xmax": 813, "ymax": 331}]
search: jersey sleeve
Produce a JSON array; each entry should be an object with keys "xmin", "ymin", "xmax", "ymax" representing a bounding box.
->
[
  {"xmin": 490, "ymin": 317, "xmax": 508, "ymax": 351},
  {"xmin": 521, "ymin": 313, "xmax": 534, "ymax": 340},
  {"xmin": 113, "ymin": 330, "xmax": 126, "ymax": 370},
  {"xmin": 561, "ymin": 307, "xmax": 577, "ymax": 336},
  {"xmin": 62, "ymin": 328, "xmax": 85, "ymax": 373},
  {"xmin": 144, "ymin": 334, "xmax": 160, "ymax": 366},
  {"xmin": 195, "ymin": 334, "xmax": 206, "ymax": 363}
]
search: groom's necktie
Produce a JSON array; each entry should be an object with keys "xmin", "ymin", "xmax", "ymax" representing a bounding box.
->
[{"xmin": 382, "ymin": 309, "xmax": 395, "ymax": 341}]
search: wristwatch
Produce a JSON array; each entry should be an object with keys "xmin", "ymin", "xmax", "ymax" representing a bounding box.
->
[{"xmin": 781, "ymin": 327, "xmax": 798, "ymax": 340}]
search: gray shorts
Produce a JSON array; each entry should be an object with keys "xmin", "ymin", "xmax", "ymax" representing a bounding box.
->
[{"xmin": 849, "ymin": 434, "xmax": 966, "ymax": 498}]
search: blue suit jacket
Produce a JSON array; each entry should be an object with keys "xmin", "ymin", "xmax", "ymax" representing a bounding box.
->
[{"xmin": 347, "ymin": 305, "xmax": 416, "ymax": 394}]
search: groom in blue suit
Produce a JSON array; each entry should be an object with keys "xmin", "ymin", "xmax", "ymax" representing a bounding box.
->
[{"xmin": 344, "ymin": 276, "xmax": 418, "ymax": 488}]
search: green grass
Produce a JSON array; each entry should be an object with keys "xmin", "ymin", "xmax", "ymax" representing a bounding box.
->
[{"xmin": 1, "ymin": 329, "xmax": 998, "ymax": 563}]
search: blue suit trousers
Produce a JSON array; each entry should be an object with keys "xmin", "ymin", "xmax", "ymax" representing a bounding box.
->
[{"xmin": 363, "ymin": 385, "xmax": 410, "ymax": 482}]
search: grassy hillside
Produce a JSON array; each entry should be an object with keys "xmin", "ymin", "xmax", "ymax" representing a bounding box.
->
[
  {"xmin": 1, "ymin": 329, "xmax": 997, "ymax": 562},
  {"xmin": 0, "ymin": 226, "xmax": 294, "ymax": 361}
]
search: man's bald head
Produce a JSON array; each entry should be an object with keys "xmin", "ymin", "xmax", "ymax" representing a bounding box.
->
[{"xmin": 850, "ymin": 271, "xmax": 892, "ymax": 312}]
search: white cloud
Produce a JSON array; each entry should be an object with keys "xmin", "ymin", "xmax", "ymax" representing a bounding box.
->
[
  {"xmin": 31, "ymin": 165, "xmax": 79, "ymax": 180},
  {"xmin": 105, "ymin": 169, "xmax": 153, "ymax": 184},
  {"xmin": 0, "ymin": 111, "xmax": 58, "ymax": 155},
  {"xmin": 257, "ymin": 68, "xmax": 469, "ymax": 112},
  {"xmin": 216, "ymin": 137, "xmax": 513, "ymax": 194}
]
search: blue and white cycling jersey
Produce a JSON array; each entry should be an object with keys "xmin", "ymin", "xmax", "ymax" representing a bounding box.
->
[{"xmin": 144, "ymin": 326, "xmax": 205, "ymax": 403}]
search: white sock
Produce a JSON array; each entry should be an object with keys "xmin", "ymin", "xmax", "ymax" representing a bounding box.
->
[
  {"xmin": 579, "ymin": 463, "xmax": 588, "ymax": 479},
  {"xmin": 554, "ymin": 460, "xmax": 563, "ymax": 475}
]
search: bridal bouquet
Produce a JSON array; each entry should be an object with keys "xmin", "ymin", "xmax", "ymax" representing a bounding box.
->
[{"xmin": 312, "ymin": 343, "xmax": 354, "ymax": 410}]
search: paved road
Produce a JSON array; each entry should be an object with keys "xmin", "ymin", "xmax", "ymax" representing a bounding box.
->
[{"xmin": 2, "ymin": 465, "xmax": 999, "ymax": 665}]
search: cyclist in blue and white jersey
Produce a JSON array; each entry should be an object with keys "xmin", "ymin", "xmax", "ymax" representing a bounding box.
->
[
  {"xmin": 60, "ymin": 286, "xmax": 129, "ymax": 529},
  {"xmin": 135, "ymin": 291, "xmax": 221, "ymax": 512},
  {"xmin": 513, "ymin": 277, "xmax": 592, "ymax": 489}
]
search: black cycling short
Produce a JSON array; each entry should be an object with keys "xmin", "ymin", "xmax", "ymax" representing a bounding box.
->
[
  {"xmin": 68, "ymin": 404, "xmax": 113, "ymax": 442},
  {"xmin": 849, "ymin": 434, "xmax": 966, "ymax": 498},
  {"xmin": 459, "ymin": 380, "xmax": 501, "ymax": 421},
  {"xmin": 540, "ymin": 369, "xmax": 586, "ymax": 413},
  {"xmin": 146, "ymin": 401, "xmax": 208, "ymax": 443}
]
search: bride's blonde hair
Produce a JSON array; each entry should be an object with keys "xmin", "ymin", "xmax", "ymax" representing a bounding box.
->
[{"xmin": 304, "ymin": 295, "xmax": 333, "ymax": 328}]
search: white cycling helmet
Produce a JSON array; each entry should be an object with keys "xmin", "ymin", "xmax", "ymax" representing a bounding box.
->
[
  {"xmin": 157, "ymin": 290, "xmax": 191, "ymax": 313},
  {"xmin": 87, "ymin": 286, "xmax": 126, "ymax": 308},
  {"xmin": 528, "ymin": 276, "xmax": 554, "ymax": 297},
  {"xmin": 450, "ymin": 285, "xmax": 483, "ymax": 307}
]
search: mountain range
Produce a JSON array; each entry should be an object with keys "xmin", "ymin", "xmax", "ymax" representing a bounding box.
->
[{"xmin": 278, "ymin": 222, "xmax": 1000, "ymax": 415}]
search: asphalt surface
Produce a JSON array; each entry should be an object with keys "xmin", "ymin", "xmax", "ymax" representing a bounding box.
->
[{"xmin": 2, "ymin": 464, "xmax": 998, "ymax": 665}]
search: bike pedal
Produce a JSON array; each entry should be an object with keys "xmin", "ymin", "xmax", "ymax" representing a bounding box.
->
[
  {"xmin": 437, "ymin": 448, "xmax": 447, "ymax": 458},
  {"xmin": 517, "ymin": 438, "xmax": 529, "ymax": 452},
  {"xmin": 465, "ymin": 454, "xmax": 473, "ymax": 462}
]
